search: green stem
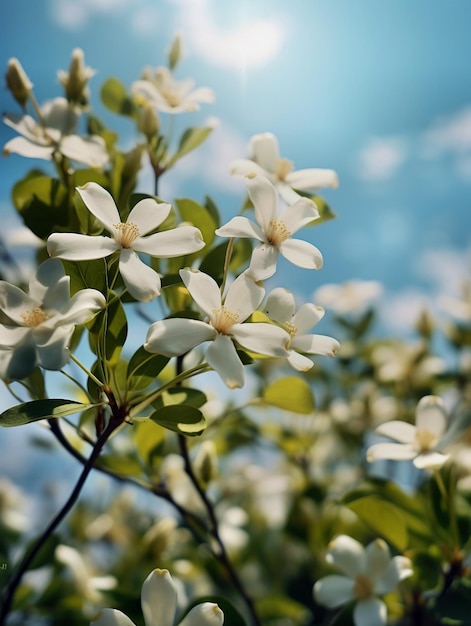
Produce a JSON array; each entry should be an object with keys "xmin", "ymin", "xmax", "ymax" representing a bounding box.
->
[
  {"xmin": 68, "ymin": 352, "xmax": 105, "ymax": 388},
  {"xmin": 220, "ymin": 237, "xmax": 235, "ymax": 296}
]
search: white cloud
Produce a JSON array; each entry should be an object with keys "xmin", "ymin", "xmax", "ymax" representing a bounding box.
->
[
  {"xmin": 415, "ymin": 247, "xmax": 471, "ymax": 294},
  {"xmin": 173, "ymin": 0, "xmax": 288, "ymax": 71},
  {"xmin": 422, "ymin": 106, "xmax": 471, "ymax": 156},
  {"xmin": 378, "ymin": 288, "xmax": 431, "ymax": 334},
  {"xmin": 131, "ymin": 7, "xmax": 160, "ymax": 37},
  {"xmin": 49, "ymin": 0, "xmax": 132, "ymax": 30},
  {"xmin": 355, "ymin": 137, "xmax": 408, "ymax": 181}
]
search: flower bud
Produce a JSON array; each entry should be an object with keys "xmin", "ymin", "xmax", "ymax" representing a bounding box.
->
[
  {"xmin": 138, "ymin": 101, "xmax": 159, "ymax": 138},
  {"xmin": 194, "ymin": 440, "xmax": 218, "ymax": 486},
  {"xmin": 5, "ymin": 58, "xmax": 32, "ymax": 107},
  {"xmin": 122, "ymin": 143, "xmax": 145, "ymax": 178},
  {"xmin": 58, "ymin": 48, "xmax": 95, "ymax": 105},
  {"xmin": 168, "ymin": 31, "xmax": 183, "ymax": 70}
]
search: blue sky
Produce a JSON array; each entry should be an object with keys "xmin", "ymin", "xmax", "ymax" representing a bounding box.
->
[{"xmin": 1, "ymin": 0, "xmax": 471, "ymax": 334}]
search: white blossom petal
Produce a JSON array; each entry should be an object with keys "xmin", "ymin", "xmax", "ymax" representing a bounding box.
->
[
  {"xmin": 264, "ymin": 288, "xmax": 295, "ymax": 323},
  {"xmin": 415, "ymin": 395, "xmax": 448, "ymax": 439},
  {"xmin": 292, "ymin": 334, "xmax": 340, "ymax": 357},
  {"xmin": 134, "ymin": 226, "xmax": 204, "ymax": 257},
  {"xmin": 249, "ymin": 133, "xmax": 279, "ymax": 172},
  {"xmin": 292, "ymin": 303, "xmax": 325, "ymax": 333},
  {"xmin": 35, "ymin": 325, "xmax": 73, "ymax": 370},
  {"xmin": 0, "ymin": 325, "xmax": 30, "ymax": 347},
  {"xmin": 47, "ymin": 233, "xmax": 118, "ymax": 260},
  {"xmin": 56, "ymin": 289, "xmax": 105, "ymax": 325},
  {"xmin": 0, "ymin": 339, "xmax": 37, "ymax": 380},
  {"xmin": 279, "ymin": 198, "xmax": 319, "ymax": 234},
  {"xmin": 365, "ymin": 539, "xmax": 391, "ymax": 579},
  {"xmin": 326, "ymin": 535, "xmax": 366, "ymax": 577},
  {"xmin": 353, "ymin": 597, "xmax": 387, "ymax": 626},
  {"xmin": 246, "ymin": 174, "xmax": 277, "ymax": 231},
  {"xmin": 3, "ymin": 137, "xmax": 54, "ymax": 160},
  {"xmin": 180, "ymin": 269, "xmax": 222, "ymax": 318},
  {"xmin": 231, "ymin": 322, "xmax": 289, "ymax": 357},
  {"xmin": 366, "ymin": 442, "xmax": 417, "ymax": 463},
  {"xmin": 224, "ymin": 273, "xmax": 265, "ymax": 322},
  {"xmin": 375, "ymin": 556, "xmax": 412, "ymax": 595},
  {"xmin": 287, "ymin": 349, "xmax": 314, "ymax": 371},
  {"xmin": 0, "ymin": 281, "xmax": 39, "ymax": 325},
  {"xmin": 179, "ymin": 603, "xmax": 224, "ymax": 626},
  {"xmin": 141, "ymin": 569, "xmax": 177, "ymax": 626},
  {"xmin": 30, "ymin": 259, "xmax": 69, "ymax": 306},
  {"xmin": 76, "ymin": 183, "xmax": 121, "ymax": 232},
  {"xmin": 60, "ymin": 135, "xmax": 109, "ymax": 168},
  {"xmin": 313, "ymin": 575, "xmax": 355, "ymax": 609},
  {"xmin": 90, "ymin": 608, "xmax": 137, "ymax": 626},
  {"xmin": 248, "ymin": 243, "xmax": 279, "ymax": 281},
  {"xmin": 215, "ymin": 216, "xmax": 265, "ymax": 242},
  {"xmin": 230, "ymin": 159, "xmax": 270, "ymax": 179},
  {"xmin": 279, "ymin": 238, "xmax": 323, "ymax": 270},
  {"xmin": 187, "ymin": 86, "xmax": 215, "ymax": 104},
  {"xmin": 375, "ymin": 420, "xmax": 416, "ymax": 444},
  {"xmin": 413, "ymin": 451, "xmax": 449, "ymax": 470},
  {"xmin": 127, "ymin": 199, "xmax": 171, "ymax": 235},
  {"xmin": 119, "ymin": 249, "xmax": 161, "ymax": 301},
  {"xmin": 145, "ymin": 318, "xmax": 216, "ymax": 356},
  {"xmin": 285, "ymin": 168, "xmax": 339, "ymax": 191},
  {"xmin": 205, "ymin": 334, "xmax": 245, "ymax": 388}
]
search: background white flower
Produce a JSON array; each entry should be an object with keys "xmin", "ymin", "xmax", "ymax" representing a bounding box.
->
[
  {"xmin": 3, "ymin": 96, "xmax": 108, "ymax": 167},
  {"xmin": 313, "ymin": 280, "xmax": 383, "ymax": 316},
  {"xmin": 264, "ymin": 287, "xmax": 340, "ymax": 371},
  {"xmin": 0, "ymin": 258, "xmax": 105, "ymax": 380},
  {"xmin": 90, "ymin": 568, "xmax": 224, "ymax": 626},
  {"xmin": 366, "ymin": 395, "xmax": 450, "ymax": 469},
  {"xmin": 314, "ymin": 535, "xmax": 412, "ymax": 626},
  {"xmin": 231, "ymin": 132, "xmax": 338, "ymax": 204},
  {"xmin": 132, "ymin": 66, "xmax": 214, "ymax": 114},
  {"xmin": 145, "ymin": 268, "xmax": 289, "ymax": 388},
  {"xmin": 47, "ymin": 182, "xmax": 205, "ymax": 302},
  {"xmin": 215, "ymin": 174, "xmax": 323, "ymax": 281}
]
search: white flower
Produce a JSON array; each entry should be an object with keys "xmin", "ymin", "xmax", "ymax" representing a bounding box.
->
[
  {"xmin": 313, "ymin": 280, "xmax": 383, "ymax": 315},
  {"xmin": 47, "ymin": 182, "xmax": 205, "ymax": 302},
  {"xmin": 90, "ymin": 568, "xmax": 224, "ymax": 626},
  {"xmin": 132, "ymin": 66, "xmax": 214, "ymax": 114},
  {"xmin": 231, "ymin": 132, "xmax": 338, "ymax": 204},
  {"xmin": 366, "ymin": 395, "xmax": 450, "ymax": 470},
  {"xmin": 264, "ymin": 288, "xmax": 340, "ymax": 371},
  {"xmin": 314, "ymin": 535, "xmax": 412, "ymax": 626},
  {"xmin": 215, "ymin": 174, "xmax": 323, "ymax": 281},
  {"xmin": 3, "ymin": 96, "xmax": 108, "ymax": 168},
  {"xmin": 145, "ymin": 269, "xmax": 289, "ymax": 388},
  {"xmin": 0, "ymin": 258, "xmax": 105, "ymax": 380}
]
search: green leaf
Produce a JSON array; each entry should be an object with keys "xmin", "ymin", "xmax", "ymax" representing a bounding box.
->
[
  {"xmin": 150, "ymin": 405, "xmax": 206, "ymax": 436},
  {"xmin": 166, "ymin": 126, "xmax": 213, "ymax": 167},
  {"xmin": 134, "ymin": 420, "xmax": 165, "ymax": 464},
  {"xmin": 88, "ymin": 297, "xmax": 128, "ymax": 365},
  {"xmin": 96, "ymin": 454, "xmax": 143, "ymax": 477},
  {"xmin": 152, "ymin": 386, "xmax": 207, "ymax": 410},
  {"xmin": 309, "ymin": 194, "xmax": 337, "ymax": 224},
  {"xmin": 62, "ymin": 258, "xmax": 107, "ymax": 294},
  {"xmin": 0, "ymin": 399, "xmax": 94, "ymax": 427},
  {"xmin": 346, "ymin": 495, "xmax": 409, "ymax": 551},
  {"xmin": 174, "ymin": 198, "xmax": 216, "ymax": 248},
  {"xmin": 100, "ymin": 77, "xmax": 136, "ymax": 117},
  {"xmin": 12, "ymin": 175, "xmax": 70, "ymax": 239},
  {"xmin": 263, "ymin": 376, "xmax": 315, "ymax": 414},
  {"xmin": 127, "ymin": 346, "xmax": 169, "ymax": 391}
]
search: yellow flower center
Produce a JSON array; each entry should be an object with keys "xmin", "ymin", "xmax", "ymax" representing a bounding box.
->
[
  {"xmin": 284, "ymin": 321, "xmax": 297, "ymax": 340},
  {"xmin": 113, "ymin": 222, "xmax": 140, "ymax": 248},
  {"xmin": 353, "ymin": 574, "xmax": 374, "ymax": 600},
  {"xmin": 415, "ymin": 428, "xmax": 437, "ymax": 452},
  {"xmin": 211, "ymin": 306, "xmax": 240, "ymax": 334},
  {"xmin": 21, "ymin": 307, "xmax": 48, "ymax": 328},
  {"xmin": 276, "ymin": 157, "xmax": 294, "ymax": 181},
  {"xmin": 266, "ymin": 218, "xmax": 291, "ymax": 246},
  {"xmin": 162, "ymin": 88, "xmax": 181, "ymax": 108}
]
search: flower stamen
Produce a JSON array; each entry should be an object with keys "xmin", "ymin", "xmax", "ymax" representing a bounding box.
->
[
  {"xmin": 211, "ymin": 306, "xmax": 240, "ymax": 334},
  {"xmin": 21, "ymin": 307, "xmax": 48, "ymax": 328},
  {"xmin": 267, "ymin": 218, "xmax": 291, "ymax": 246},
  {"xmin": 353, "ymin": 573, "xmax": 374, "ymax": 600},
  {"xmin": 114, "ymin": 222, "xmax": 140, "ymax": 248},
  {"xmin": 276, "ymin": 157, "xmax": 294, "ymax": 181},
  {"xmin": 415, "ymin": 428, "xmax": 438, "ymax": 452}
]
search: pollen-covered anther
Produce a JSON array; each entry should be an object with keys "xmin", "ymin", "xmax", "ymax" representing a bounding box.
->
[
  {"xmin": 21, "ymin": 307, "xmax": 48, "ymax": 328},
  {"xmin": 275, "ymin": 157, "xmax": 293, "ymax": 181},
  {"xmin": 415, "ymin": 428, "xmax": 438, "ymax": 452},
  {"xmin": 267, "ymin": 218, "xmax": 291, "ymax": 246},
  {"xmin": 212, "ymin": 306, "xmax": 240, "ymax": 334},
  {"xmin": 114, "ymin": 222, "xmax": 140, "ymax": 248},
  {"xmin": 353, "ymin": 573, "xmax": 374, "ymax": 600},
  {"xmin": 284, "ymin": 321, "xmax": 298, "ymax": 339}
]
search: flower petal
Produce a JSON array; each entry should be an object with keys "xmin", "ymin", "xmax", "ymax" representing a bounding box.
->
[
  {"xmin": 0, "ymin": 325, "xmax": 30, "ymax": 347},
  {"xmin": 1, "ymin": 335, "xmax": 37, "ymax": 380},
  {"xmin": 366, "ymin": 442, "xmax": 417, "ymax": 463},
  {"xmin": 292, "ymin": 334, "xmax": 340, "ymax": 357},
  {"xmin": 56, "ymin": 288, "xmax": 105, "ymax": 325},
  {"xmin": 375, "ymin": 556, "xmax": 412, "ymax": 595},
  {"xmin": 353, "ymin": 597, "xmax": 387, "ymax": 626},
  {"xmin": 119, "ymin": 249, "xmax": 161, "ymax": 302},
  {"xmin": 47, "ymin": 233, "xmax": 118, "ymax": 260},
  {"xmin": 3, "ymin": 137, "xmax": 54, "ymax": 160},
  {"xmin": 231, "ymin": 323, "xmax": 289, "ymax": 357},
  {"xmin": 230, "ymin": 158, "xmax": 270, "ymax": 179},
  {"xmin": 0, "ymin": 282, "xmax": 39, "ymax": 324},
  {"xmin": 35, "ymin": 325, "xmax": 73, "ymax": 370},
  {"xmin": 264, "ymin": 288, "xmax": 295, "ymax": 323},
  {"xmin": 180, "ymin": 269, "xmax": 221, "ymax": 319},
  {"xmin": 280, "ymin": 198, "xmax": 319, "ymax": 234},
  {"xmin": 413, "ymin": 451, "xmax": 449, "ymax": 470},
  {"xmin": 205, "ymin": 334, "xmax": 245, "ymax": 388},
  {"xmin": 127, "ymin": 199, "xmax": 171, "ymax": 235},
  {"xmin": 30, "ymin": 258, "xmax": 68, "ymax": 306},
  {"xmin": 179, "ymin": 603, "xmax": 224, "ymax": 626},
  {"xmin": 287, "ymin": 349, "xmax": 314, "ymax": 371},
  {"xmin": 250, "ymin": 133, "xmax": 279, "ymax": 173},
  {"xmin": 187, "ymin": 86, "xmax": 216, "ymax": 104},
  {"xmin": 279, "ymin": 238, "xmax": 323, "ymax": 270},
  {"xmin": 134, "ymin": 226, "xmax": 204, "ymax": 258},
  {"xmin": 375, "ymin": 420, "xmax": 416, "ymax": 444},
  {"xmin": 3, "ymin": 113, "xmax": 46, "ymax": 143},
  {"xmin": 365, "ymin": 539, "xmax": 391, "ymax": 579},
  {"xmin": 224, "ymin": 272, "xmax": 265, "ymax": 322},
  {"xmin": 313, "ymin": 574, "xmax": 354, "ymax": 609},
  {"xmin": 141, "ymin": 569, "xmax": 177, "ymax": 626},
  {"xmin": 326, "ymin": 535, "xmax": 366, "ymax": 577},
  {"xmin": 76, "ymin": 183, "xmax": 120, "ymax": 232},
  {"xmin": 285, "ymin": 168, "xmax": 339, "ymax": 191},
  {"xmin": 415, "ymin": 395, "xmax": 447, "ymax": 439},
  {"xmin": 215, "ymin": 216, "xmax": 265, "ymax": 242},
  {"xmin": 60, "ymin": 135, "xmax": 109, "ymax": 168},
  {"xmin": 292, "ymin": 303, "xmax": 324, "ymax": 333},
  {"xmin": 90, "ymin": 608, "xmax": 137, "ymax": 626},
  {"xmin": 246, "ymin": 174, "xmax": 278, "ymax": 232},
  {"xmin": 145, "ymin": 318, "xmax": 216, "ymax": 356},
  {"xmin": 247, "ymin": 243, "xmax": 279, "ymax": 281}
]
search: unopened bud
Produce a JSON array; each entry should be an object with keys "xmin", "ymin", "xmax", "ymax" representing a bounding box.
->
[
  {"xmin": 143, "ymin": 517, "xmax": 177, "ymax": 556},
  {"xmin": 58, "ymin": 48, "xmax": 95, "ymax": 105},
  {"xmin": 194, "ymin": 440, "xmax": 218, "ymax": 486},
  {"xmin": 415, "ymin": 308, "xmax": 434, "ymax": 339},
  {"xmin": 138, "ymin": 101, "xmax": 159, "ymax": 138},
  {"xmin": 122, "ymin": 143, "xmax": 145, "ymax": 178},
  {"xmin": 168, "ymin": 32, "xmax": 183, "ymax": 70},
  {"xmin": 6, "ymin": 58, "xmax": 32, "ymax": 107}
]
